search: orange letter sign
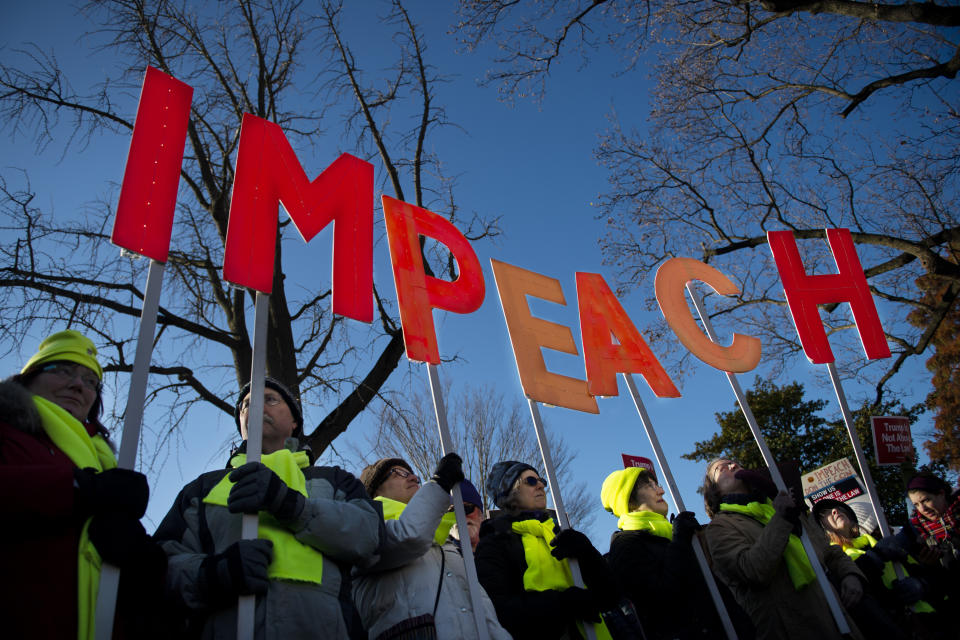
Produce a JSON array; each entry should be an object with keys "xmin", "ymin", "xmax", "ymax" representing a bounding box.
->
[
  {"xmin": 383, "ymin": 196, "xmax": 485, "ymax": 364},
  {"xmin": 111, "ymin": 67, "xmax": 193, "ymax": 262},
  {"xmin": 223, "ymin": 113, "xmax": 373, "ymax": 322},
  {"xmin": 655, "ymin": 258, "xmax": 761, "ymax": 373},
  {"xmin": 491, "ymin": 260, "xmax": 598, "ymax": 414},
  {"xmin": 768, "ymin": 228, "xmax": 890, "ymax": 363},
  {"xmin": 576, "ymin": 272, "xmax": 679, "ymax": 398}
]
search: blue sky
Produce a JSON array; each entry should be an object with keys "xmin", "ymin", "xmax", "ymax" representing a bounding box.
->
[{"xmin": 1, "ymin": 1, "xmax": 937, "ymax": 547}]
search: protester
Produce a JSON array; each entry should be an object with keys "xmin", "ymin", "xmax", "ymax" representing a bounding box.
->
[
  {"xmin": 450, "ymin": 478, "xmax": 485, "ymax": 551},
  {"xmin": 906, "ymin": 471, "xmax": 960, "ymax": 568},
  {"xmin": 812, "ymin": 498, "xmax": 942, "ymax": 639},
  {"xmin": 353, "ymin": 455, "xmax": 509, "ymax": 640},
  {"xmin": 701, "ymin": 458, "xmax": 866, "ymax": 640},
  {"xmin": 475, "ymin": 460, "xmax": 640, "ymax": 639},
  {"xmin": 0, "ymin": 329, "xmax": 164, "ymax": 639},
  {"xmin": 601, "ymin": 467, "xmax": 749, "ymax": 639},
  {"xmin": 155, "ymin": 376, "xmax": 381, "ymax": 639}
]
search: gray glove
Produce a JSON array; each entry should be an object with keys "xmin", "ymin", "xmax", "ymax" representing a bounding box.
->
[
  {"xmin": 201, "ymin": 539, "xmax": 273, "ymax": 603},
  {"xmin": 228, "ymin": 462, "xmax": 304, "ymax": 521}
]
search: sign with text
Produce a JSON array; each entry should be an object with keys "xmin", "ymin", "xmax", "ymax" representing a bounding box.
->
[
  {"xmin": 871, "ymin": 416, "xmax": 913, "ymax": 466},
  {"xmin": 621, "ymin": 453, "xmax": 654, "ymax": 474},
  {"xmin": 802, "ymin": 458, "xmax": 877, "ymax": 534}
]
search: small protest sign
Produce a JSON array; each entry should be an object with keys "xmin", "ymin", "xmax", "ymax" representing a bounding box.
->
[
  {"xmin": 803, "ymin": 458, "xmax": 877, "ymax": 535},
  {"xmin": 621, "ymin": 453, "xmax": 655, "ymax": 479},
  {"xmin": 871, "ymin": 416, "xmax": 913, "ymax": 466}
]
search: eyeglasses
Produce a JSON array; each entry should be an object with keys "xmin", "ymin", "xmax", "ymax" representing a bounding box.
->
[
  {"xmin": 239, "ymin": 394, "xmax": 284, "ymax": 412},
  {"xmin": 40, "ymin": 363, "xmax": 100, "ymax": 392},
  {"xmin": 522, "ymin": 476, "xmax": 548, "ymax": 490},
  {"xmin": 389, "ymin": 467, "xmax": 420, "ymax": 484}
]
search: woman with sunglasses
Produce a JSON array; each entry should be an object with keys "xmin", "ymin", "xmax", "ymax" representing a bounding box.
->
[
  {"xmin": 0, "ymin": 330, "xmax": 164, "ymax": 639},
  {"xmin": 475, "ymin": 460, "xmax": 627, "ymax": 639},
  {"xmin": 354, "ymin": 455, "xmax": 510, "ymax": 639}
]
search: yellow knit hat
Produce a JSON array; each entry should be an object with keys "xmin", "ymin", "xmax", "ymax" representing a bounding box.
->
[
  {"xmin": 22, "ymin": 330, "xmax": 103, "ymax": 380},
  {"xmin": 601, "ymin": 467, "xmax": 648, "ymax": 518}
]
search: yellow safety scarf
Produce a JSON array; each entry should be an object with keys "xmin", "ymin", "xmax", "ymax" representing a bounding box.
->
[
  {"xmin": 374, "ymin": 496, "xmax": 456, "ymax": 545},
  {"xmin": 720, "ymin": 500, "xmax": 816, "ymax": 590},
  {"xmin": 33, "ymin": 394, "xmax": 117, "ymax": 640},
  {"xmin": 204, "ymin": 449, "xmax": 323, "ymax": 585},
  {"xmin": 836, "ymin": 534, "xmax": 935, "ymax": 613},
  {"xmin": 617, "ymin": 510, "xmax": 673, "ymax": 540},
  {"xmin": 510, "ymin": 519, "xmax": 613, "ymax": 640}
]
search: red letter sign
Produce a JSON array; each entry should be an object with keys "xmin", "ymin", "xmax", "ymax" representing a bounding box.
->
[
  {"xmin": 111, "ymin": 67, "xmax": 193, "ymax": 262},
  {"xmin": 491, "ymin": 259, "xmax": 597, "ymax": 414},
  {"xmin": 223, "ymin": 113, "xmax": 373, "ymax": 322},
  {"xmin": 383, "ymin": 196, "xmax": 485, "ymax": 364},
  {"xmin": 768, "ymin": 228, "xmax": 890, "ymax": 363},
  {"xmin": 576, "ymin": 272, "xmax": 679, "ymax": 398}
]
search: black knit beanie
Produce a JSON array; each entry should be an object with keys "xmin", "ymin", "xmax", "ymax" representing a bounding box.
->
[
  {"xmin": 234, "ymin": 376, "xmax": 303, "ymax": 438},
  {"xmin": 485, "ymin": 460, "xmax": 537, "ymax": 509}
]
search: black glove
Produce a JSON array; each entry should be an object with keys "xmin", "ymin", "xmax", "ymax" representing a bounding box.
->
[
  {"xmin": 671, "ymin": 511, "xmax": 702, "ymax": 543},
  {"xmin": 891, "ymin": 577, "xmax": 925, "ymax": 605},
  {"xmin": 88, "ymin": 512, "xmax": 152, "ymax": 567},
  {"xmin": 557, "ymin": 586, "xmax": 602, "ymax": 623},
  {"xmin": 430, "ymin": 453, "xmax": 464, "ymax": 492},
  {"xmin": 201, "ymin": 539, "xmax": 273, "ymax": 603},
  {"xmin": 734, "ymin": 468, "xmax": 778, "ymax": 499},
  {"xmin": 772, "ymin": 490, "xmax": 801, "ymax": 527},
  {"xmin": 873, "ymin": 535, "xmax": 909, "ymax": 563},
  {"xmin": 74, "ymin": 467, "xmax": 150, "ymax": 518},
  {"xmin": 228, "ymin": 462, "xmax": 304, "ymax": 522},
  {"xmin": 550, "ymin": 528, "xmax": 600, "ymax": 562}
]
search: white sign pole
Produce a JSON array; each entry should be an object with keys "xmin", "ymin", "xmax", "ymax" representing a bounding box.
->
[
  {"xmin": 688, "ymin": 285, "xmax": 850, "ymax": 636},
  {"xmin": 237, "ymin": 291, "xmax": 269, "ymax": 640},
  {"xmin": 621, "ymin": 373, "xmax": 738, "ymax": 640},
  {"xmin": 94, "ymin": 258, "xmax": 165, "ymax": 640},
  {"xmin": 426, "ymin": 363, "xmax": 491, "ymax": 640},
  {"xmin": 526, "ymin": 399, "xmax": 598, "ymax": 640},
  {"xmin": 826, "ymin": 363, "xmax": 905, "ymax": 579}
]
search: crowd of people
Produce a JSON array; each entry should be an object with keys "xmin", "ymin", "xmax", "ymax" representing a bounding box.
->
[{"xmin": 3, "ymin": 329, "xmax": 959, "ymax": 639}]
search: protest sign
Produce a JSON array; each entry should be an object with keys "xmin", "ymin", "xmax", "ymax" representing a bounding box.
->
[
  {"xmin": 803, "ymin": 458, "xmax": 878, "ymax": 535},
  {"xmin": 871, "ymin": 416, "xmax": 913, "ymax": 466}
]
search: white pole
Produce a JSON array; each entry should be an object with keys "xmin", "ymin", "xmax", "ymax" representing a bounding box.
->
[
  {"xmin": 526, "ymin": 399, "xmax": 598, "ymax": 640},
  {"xmin": 237, "ymin": 291, "xmax": 269, "ymax": 640},
  {"xmin": 94, "ymin": 258, "xmax": 165, "ymax": 640},
  {"xmin": 426, "ymin": 364, "xmax": 491, "ymax": 640},
  {"xmin": 827, "ymin": 362, "xmax": 905, "ymax": 579},
  {"xmin": 687, "ymin": 284, "xmax": 850, "ymax": 636},
  {"xmin": 621, "ymin": 373, "xmax": 738, "ymax": 640}
]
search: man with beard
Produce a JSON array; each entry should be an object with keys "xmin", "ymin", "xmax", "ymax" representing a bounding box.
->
[{"xmin": 155, "ymin": 377, "xmax": 381, "ymax": 639}]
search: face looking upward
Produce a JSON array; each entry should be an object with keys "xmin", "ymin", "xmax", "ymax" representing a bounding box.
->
[
  {"xmin": 632, "ymin": 480, "xmax": 668, "ymax": 516},
  {"xmin": 709, "ymin": 459, "xmax": 747, "ymax": 495},
  {"xmin": 239, "ymin": 389, "xmax": 298, "ymax": 454},
  {"xmin": 822, "ymin": 507, "xmax": 858, "ymax": 538},
  {"xmin": 376, "ymin": 466, "xmax": 421, "ymax": 504},
  {"xmin": 26, "ymin": 361, "xmax": 99, "ymax": 422},
  {"xmin": 514, "ymin": 469, "xmax": 548, "ymax": 511}
]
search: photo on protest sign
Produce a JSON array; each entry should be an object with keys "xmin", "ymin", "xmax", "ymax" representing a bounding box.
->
[{"xmin": 802, "ymin": 458, "xmax": 878, "ymax": 535}]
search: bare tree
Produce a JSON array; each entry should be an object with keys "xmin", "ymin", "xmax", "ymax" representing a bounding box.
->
[
  {"xmin": 455, "ymin": 1, "xmax": 960, "ymax": 406},
  {"xmin": 362, "ymin": 380, "xmax": 594, "ymax": 528},
  {"xmin": 0, "ymin": 0, "xmax": 498, "ymax": 466}
]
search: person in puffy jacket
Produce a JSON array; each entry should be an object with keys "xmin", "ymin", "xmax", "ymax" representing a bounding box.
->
[
  {"xmin": 0, "ymin": 329, "xmax": 163, "ymax": 639},
  {"xmin": 474, "ymin": 460, "xmax": 640, "ymax": 639},
  {"xmin": 155, "ymin": 376, "xmax": 382, "ymax": 639},
  {"xmin": 353, "ymin": 455, "xmax": 509, "ymax": 640}
]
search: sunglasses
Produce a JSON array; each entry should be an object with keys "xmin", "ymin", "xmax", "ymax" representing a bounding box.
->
[
  {"xmin": 449, "ymin": 503, "xmax": 480, "ymax": 516},
  {"xmin": 522, "ymin": 476, "xmax": 548, "ymax": 490}
]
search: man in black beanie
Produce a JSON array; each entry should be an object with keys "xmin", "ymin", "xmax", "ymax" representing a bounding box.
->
[{"xmin": 155, "ymin": 377, "xmax": 382, "ymax": 638}]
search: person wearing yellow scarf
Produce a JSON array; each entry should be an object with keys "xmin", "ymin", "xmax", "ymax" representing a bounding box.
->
[
  {"xmin": 702, "ymin": 459, "xmax": 867, "ymax": 640},
  {"xmin": 354, "ymin": 454, "xmax": 510, "ymax": 640},
  {"xmin": 602, "ymin": 467, "xmax": 731, "ymax": 639},
  {"xmin": 2, "ymin": 330, "xmax": 159, "ymax": 640}
]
